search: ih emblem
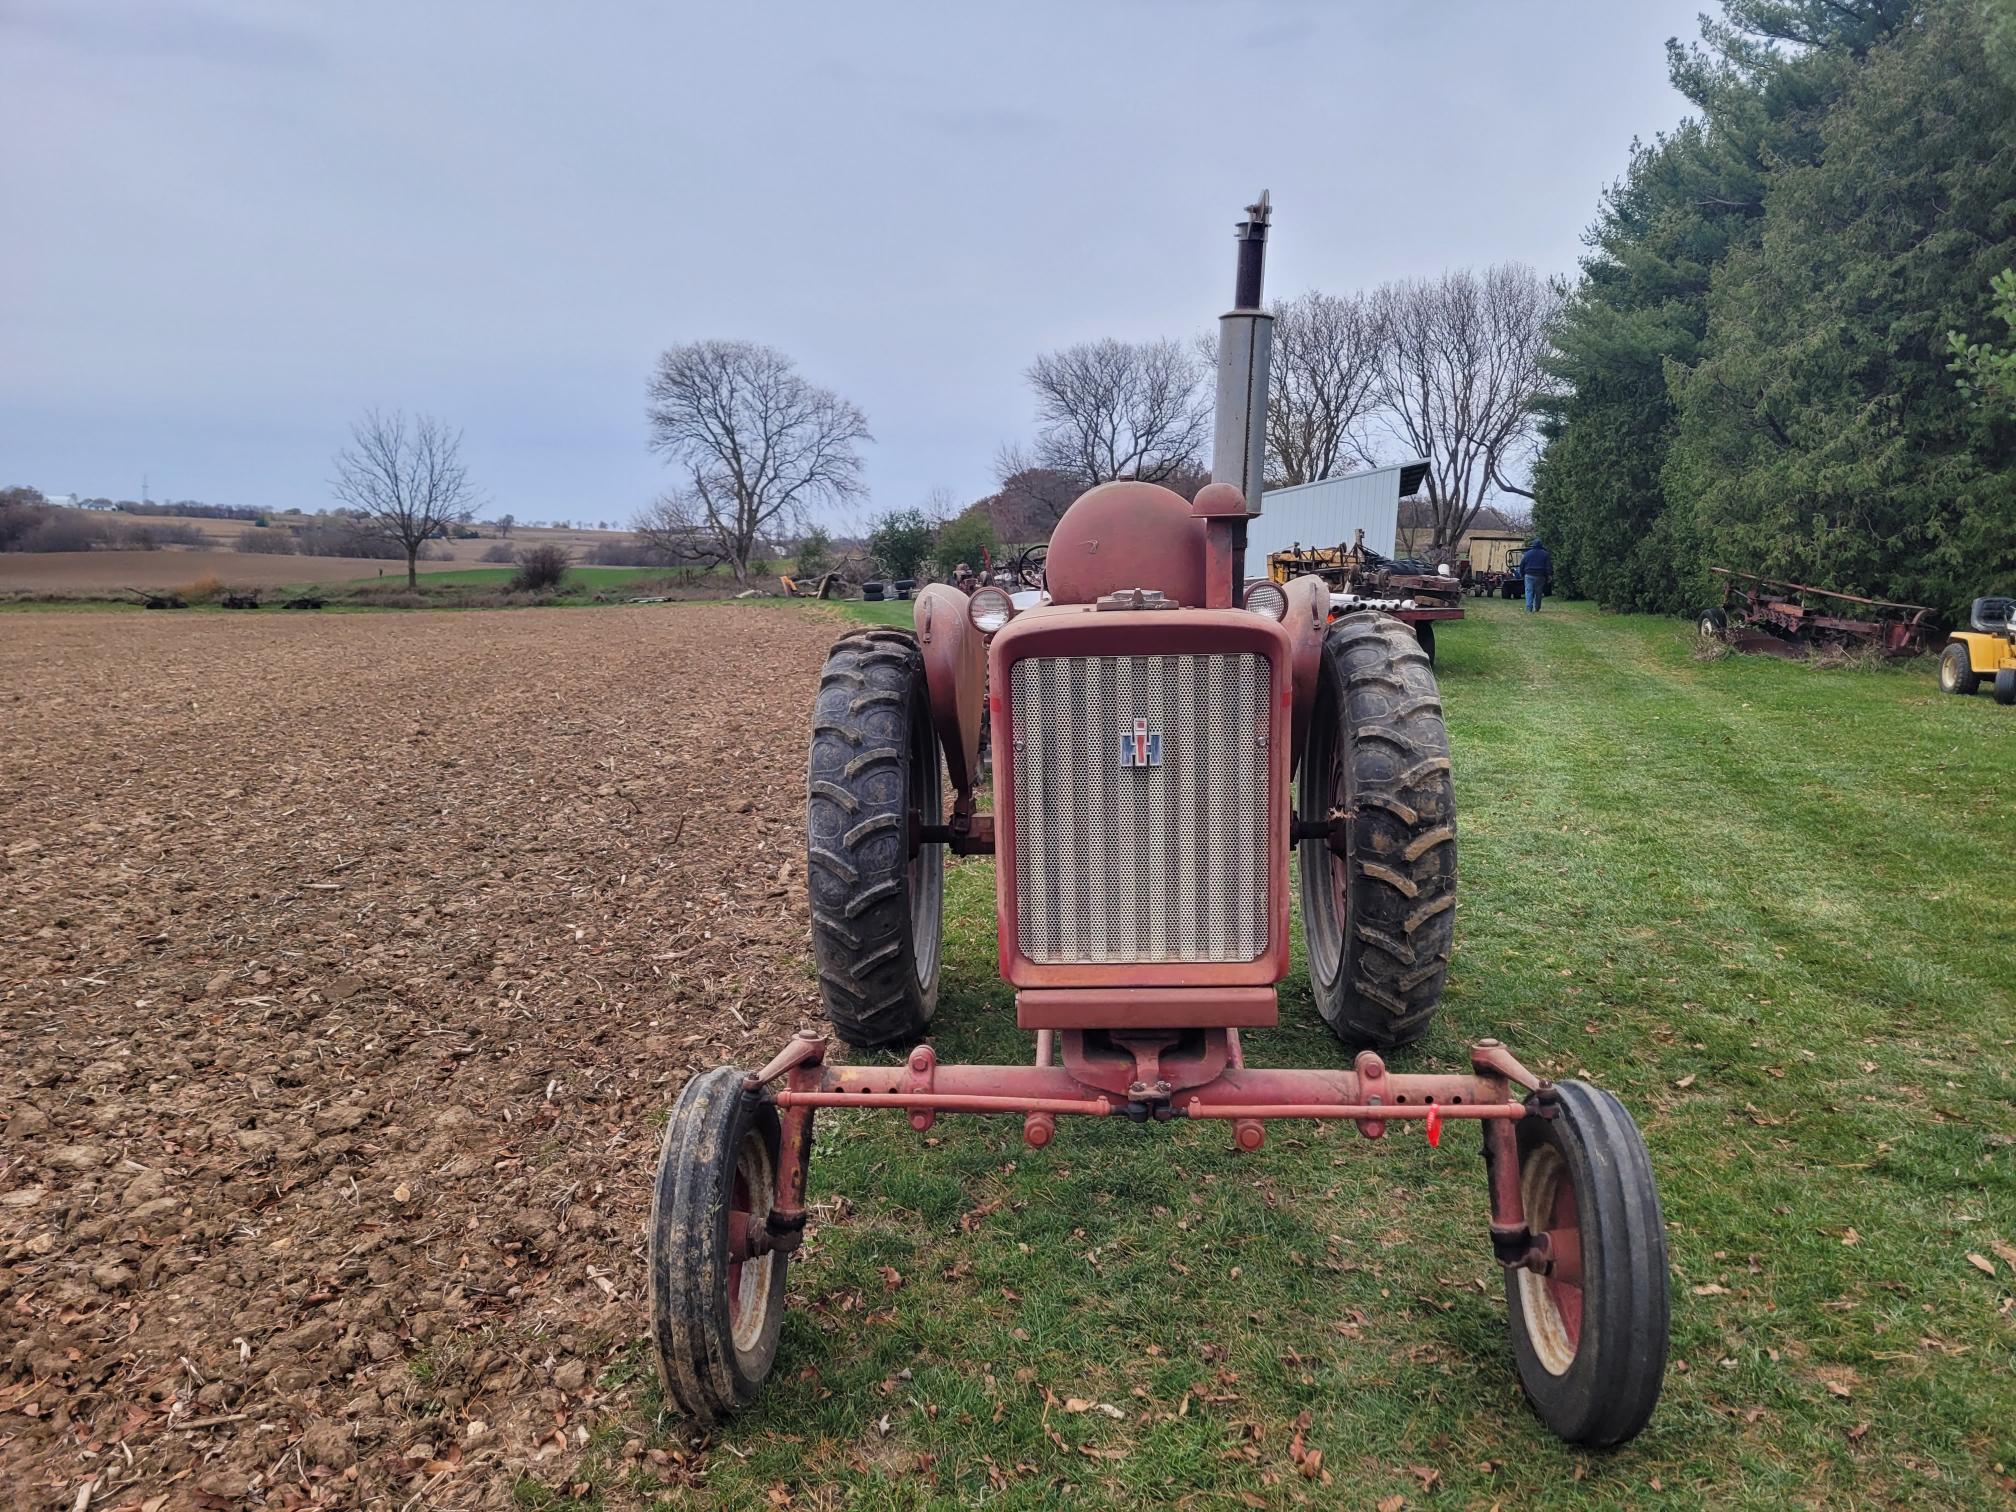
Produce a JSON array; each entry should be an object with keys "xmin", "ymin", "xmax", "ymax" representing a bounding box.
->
[{"xmin": 1119, "ymin": 718, "xmax": 1162, "ymax": 768}]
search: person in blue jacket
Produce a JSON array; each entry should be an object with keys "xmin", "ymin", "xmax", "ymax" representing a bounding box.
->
[{"xmin": 1521, "ymin": 538, "xmax": 1553, "ymax": 613}]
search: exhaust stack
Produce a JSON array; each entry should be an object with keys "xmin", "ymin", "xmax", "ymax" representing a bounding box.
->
[{"xmin": 1211, "ymin": 191, "xmax": 1275, "ymax": 591}]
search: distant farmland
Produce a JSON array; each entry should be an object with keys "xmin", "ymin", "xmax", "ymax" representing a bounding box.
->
[
  {"xmin": 0, "ymin": 550, "xmax": 463, "ymax": 594},
  {"xmin": 0, "ymin": 518, "xmax": 650, "ymax": 595}
]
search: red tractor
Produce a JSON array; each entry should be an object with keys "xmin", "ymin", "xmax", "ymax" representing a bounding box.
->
[{"xmin": 649, "ymin": 198, "xmax": 1670, "ymax": 1449}]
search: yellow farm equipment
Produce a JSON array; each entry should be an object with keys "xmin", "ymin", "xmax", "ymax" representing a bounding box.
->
[
  {"xmin": 1939, "ymin": 596, "xmax": 2016, "ymax": 704},
  {"xmin": 1267, "ymin": 531, "xmax": 1464, "ymax": 665}
]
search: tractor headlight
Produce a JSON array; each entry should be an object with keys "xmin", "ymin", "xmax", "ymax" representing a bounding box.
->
[
  {"xmin": 1243, "ymin": 579, "xmax": 1288, "ymax": 621},
  {"xmin": 969, "ymin": 585, "xmax": 1016, "ymax": 634}
]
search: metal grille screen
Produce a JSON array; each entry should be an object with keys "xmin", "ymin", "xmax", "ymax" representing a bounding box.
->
[{"xmin": 1010, "ymin": 653, "xmax": 1271, "ymax": 964}]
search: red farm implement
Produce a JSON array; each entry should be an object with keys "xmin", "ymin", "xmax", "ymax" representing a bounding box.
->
[
  {"xmin": 1700, "ymin": 567, "xmax": 1942, "ymax": 659},
  {"xmin": 649, "ymin": 196, "xmax": 1670, "ymax": 1449}
]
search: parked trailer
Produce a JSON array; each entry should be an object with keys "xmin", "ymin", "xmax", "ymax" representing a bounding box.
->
[{"xmin": 1700, "ymin": 568, "xmax": 1941, "ymax": 658}]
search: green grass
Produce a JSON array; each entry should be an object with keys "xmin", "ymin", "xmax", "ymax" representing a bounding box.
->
[
  {"xmin": 0, "ymin": 563, "xmax": 753, "ymax": 612},
  {"xmin": 809, "ymin": 597, "xmax": 917, "ymax": 630},
  {"xmin": 363, "ymin": 565, "xmax": 669, "ymax": 590},
  {"xmin": 574, "ymin": 599, "xmax": 2016, "ymax": 1508},
  {"xmin": 282, "ymin": 563, "xmax": 690, "ymax": 608}
]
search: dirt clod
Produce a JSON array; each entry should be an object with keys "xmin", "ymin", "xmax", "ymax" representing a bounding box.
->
[
  {"xmin": 300, "ymin": 1419, "xmax": 357, "ymax": 1469},
  {"xmin": 87, "ymin": 1262, "xmax": 134, "ymax": 1292}
]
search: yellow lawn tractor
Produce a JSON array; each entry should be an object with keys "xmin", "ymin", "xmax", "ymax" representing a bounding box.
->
[{"xmin": 1939, "ymin": 596, "xmax": 2016, "ymax": 704}]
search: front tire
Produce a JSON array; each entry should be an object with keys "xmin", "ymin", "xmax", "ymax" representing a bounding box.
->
[
  {"xmin": 1504, "ymin": 1082, "xmax": 1670, "ymax": 1447},
  {"xmin": 1698, "ymin": 607, "xmax": 1728, "ymax": 639},
  {"xmin": 1296, "ymin": 613, "xmax": 1456, "ymax": 1049},
  {"xmin": 1939, "ymin": 642, "xmax": 1979, "ymax": 696},
  {"xmin": 649, "ymin": 1068, "xmax": 789, "ymax": 1426},
  {"xmin": 1995, "ymin": 667, "xmax": 2016, "ymax": 706},
  {"xmin": 807, "ymin": 629, "xmax": 943, "ymax": 1048}
]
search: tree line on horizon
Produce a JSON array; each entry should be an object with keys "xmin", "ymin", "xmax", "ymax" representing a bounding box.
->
[
  {"xmin": 1533, "ymin": 0, "xmax": 2016, "ymax": 619},
  {"xmin": 640, "ymin": 262, "xmax": 1559, "ymax": 585}
]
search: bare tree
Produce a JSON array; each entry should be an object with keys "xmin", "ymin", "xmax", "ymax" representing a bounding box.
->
[
  {"xmin": 1369, "ymin": 265, "xmax": 1561, "ymax": 553},
  {"xmin": 1265, "ymin": 290, "xmax": 1382, "ymax": 486},
  {"xmin": 632, "ymin": 492, "xmax": 733, "ymax": 570},
  {"xmin": 965, "ymin": 456, "xmax": 1078, "ymax": 538},
  {"xmin": 987, "ymin": 450, "xmax": 1089, "ymax": 532},
  {"xmin": 329, "ymin": 409, "xmax": 478, "ymax": 586},
  {"xmin": 1023, "ymin": 338, "xmax": 1211, "ymax": 490},
  {"xmin": 644, "ymin": 340, "xmax": 870, "ymax": 584}
]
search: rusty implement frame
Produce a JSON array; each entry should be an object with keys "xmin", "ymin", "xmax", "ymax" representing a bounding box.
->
[
  {"xmin": 735, "ymin": 1028, "xmax": 1570, "ymax": 1278},
  {"xmin": 1710, "ymin": 567, "xmax": 1941, "ymax": 657}
]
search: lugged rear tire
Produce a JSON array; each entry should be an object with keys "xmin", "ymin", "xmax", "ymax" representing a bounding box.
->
[
  {"xmin": 1297, "ymin": 612, "xmax": 1456, "ymax": 1048},
  {"xmin": 806, "ymin": 628, "xmax": 942, "ymax": 1048}
]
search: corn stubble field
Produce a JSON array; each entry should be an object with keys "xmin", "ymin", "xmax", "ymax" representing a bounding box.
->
[{"xmin": 1, "ymin": 600, "xmax": 2011, "ymax": 1509}]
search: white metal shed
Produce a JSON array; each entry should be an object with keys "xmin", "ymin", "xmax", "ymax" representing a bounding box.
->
[{"xmin": 1253, "ymin": 460, "xmax": 1428, "ymax": 564}]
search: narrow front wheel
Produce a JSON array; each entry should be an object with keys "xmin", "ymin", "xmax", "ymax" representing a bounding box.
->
[
  {"xmin": 1939, "ymin": 642, "xmax": 1979, "ymax": 696},
  {"xmin": 649, "ymin": 1068, "xmax": 788, "ymax": 1425},
  {"xmin": 1505, "ymin": 1081, "xmax": 1669, "ymax": 1447}
]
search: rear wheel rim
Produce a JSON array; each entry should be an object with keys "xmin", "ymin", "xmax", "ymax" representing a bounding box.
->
[
  {"xmin": 1516, "ymin": 1145, "xmax": 1584, "ymax": 1375},
  {"xmin": 727, "ymin": 1129, "xmax": 777, "ymax": 1353},
  {"xmin": 1301, "ymin": 695, "xmax": 1347, "ymax": 985},
  {"xmin": 908, "ymin": 693, "xmax": 943, "ymax": 988}
]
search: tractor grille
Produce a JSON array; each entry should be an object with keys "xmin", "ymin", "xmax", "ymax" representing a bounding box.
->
[{"xmin": 1009, "ymin": 653, "xmax": 1271, "ymax": 964}]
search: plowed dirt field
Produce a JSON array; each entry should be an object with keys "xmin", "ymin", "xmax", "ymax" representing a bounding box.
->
[{"xmin": 0, "ymin": 606, "xmax": 834, "ymax": 1507}]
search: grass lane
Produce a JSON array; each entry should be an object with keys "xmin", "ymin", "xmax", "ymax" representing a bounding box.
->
[{"xmin": 549, "ymin": 598, "xmax": 2014, "ymax": 1509}]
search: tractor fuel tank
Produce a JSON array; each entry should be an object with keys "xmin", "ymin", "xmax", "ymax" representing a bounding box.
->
[{"xmin": 1043, "ymin": 481, "xmax": 1208, "ymax": 608}]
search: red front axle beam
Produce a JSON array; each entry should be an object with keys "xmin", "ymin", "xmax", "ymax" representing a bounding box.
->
[
  {"xmin": 754, "ymin": 1030, "xmax": 1547, "ymax": 1137},
  {"xmin": 739, "ymin": 1030, "xmax": 1563, "ymax": 1279}
]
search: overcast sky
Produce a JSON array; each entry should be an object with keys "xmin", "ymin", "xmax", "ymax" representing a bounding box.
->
[{"xmin": 2, "ymin": 1, "xmax": 1706, "ymax": 528}]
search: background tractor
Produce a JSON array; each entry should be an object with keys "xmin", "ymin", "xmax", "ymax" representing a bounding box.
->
[
  {"xmin": 648, "ymin": 196, "xmax": 1670, "ymax": 1451},
  {"xmin": 1939, "ymin": 595, "xmax": 2016, "ymax": 703}
]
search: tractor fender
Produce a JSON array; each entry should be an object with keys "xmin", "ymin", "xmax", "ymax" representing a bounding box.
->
[
  {"xmin": 914, "ymin": 584, "xmax": 984, "ymax": 795},
  {"xmin": 1284, "ymin": 572, "xmax": 1330, "ymax": 777}
]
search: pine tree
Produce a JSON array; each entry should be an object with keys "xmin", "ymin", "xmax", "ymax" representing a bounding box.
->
[
  {"xmin": 1530, "ymin": 0, "xmax": 2016, "ymax": 617},
  {"xmin": 1664, "ymin": 2, "xmax": 2016, "ymax": 611}
]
